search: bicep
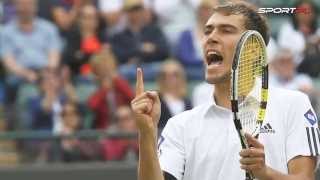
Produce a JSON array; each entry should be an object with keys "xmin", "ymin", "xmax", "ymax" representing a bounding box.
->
[{"xmin": 288, "ymin": 156, "xmax": 316, "ymax": 179}]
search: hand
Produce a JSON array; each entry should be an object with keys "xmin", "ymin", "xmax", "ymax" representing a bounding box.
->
[
  {"xmin": 141, "ymin": 42, "xmax": 156, "ymax": 54},
  {"xmin": 131, "ymin": 68, "xmax": 161, "ymax": 136},
  {"xmin": 239, "ymin": 134, "xmax": 267, "ymax": 179},
  {"xmin": 25, "ymin": 71, "xmax": 38, "ymax": 83}
]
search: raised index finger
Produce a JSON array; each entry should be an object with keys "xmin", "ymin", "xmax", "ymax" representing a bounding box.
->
[{"xmin": 136, "ymin": 68, "xmax": 144, "ymax": 96}]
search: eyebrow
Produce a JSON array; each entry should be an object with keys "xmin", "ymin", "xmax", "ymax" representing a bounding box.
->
[{"xmin": 205, "ymin": 23, "xmax": 238, "ymax": 31}]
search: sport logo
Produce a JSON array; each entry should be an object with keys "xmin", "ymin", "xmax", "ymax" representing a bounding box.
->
[
  {"xmin": 260, "ymin": 123, "xmax": 275, "ymax": 134},
  {"xmin": 304, "ymin": 109, "xmax": 317, "ymax": 126},
  {"xmin": 258, "ymin": 7, "xmax": 310, "ymax": 14}
]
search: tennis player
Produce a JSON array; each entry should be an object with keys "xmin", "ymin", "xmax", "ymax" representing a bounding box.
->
[{"xmin": 131, "ymin": 2, "xmax": 318, "ymax": 180}]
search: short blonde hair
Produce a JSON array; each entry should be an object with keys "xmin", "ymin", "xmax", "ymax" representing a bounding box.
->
[
  {"xmin": 90, "ymin": 48, "xmax": 118, "ymax": 76},
  {"xmin": 157, "ymin": 59, "xmax": 187, "ymax": 98}
]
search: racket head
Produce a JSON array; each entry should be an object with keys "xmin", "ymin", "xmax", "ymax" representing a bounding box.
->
[{"xmin": 231, "ymin": 30, "xmax": 268, "ymax": 139}]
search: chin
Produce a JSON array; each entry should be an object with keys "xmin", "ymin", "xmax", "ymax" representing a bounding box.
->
[{"xmin": 205, "ymin": 73, "xmax": 230, "ymax": 84}]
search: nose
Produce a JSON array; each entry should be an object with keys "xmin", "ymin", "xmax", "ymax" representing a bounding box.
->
[{"xmin": 206, "ymin": 29, "xmax": 220, "ymax": 45}]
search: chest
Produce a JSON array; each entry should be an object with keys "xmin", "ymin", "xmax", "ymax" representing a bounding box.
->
[
  {"xmin": 183, "ymin": 108, "xmax": 287, "ymax": 176},
  {"xmin": 12, "ymin": 30, "xmax": 48, "ymax": 51}
]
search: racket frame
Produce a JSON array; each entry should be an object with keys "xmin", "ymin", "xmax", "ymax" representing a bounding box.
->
[{"xmin": 230, "ymin": 30, "xmax": 269, "ymax": 180}]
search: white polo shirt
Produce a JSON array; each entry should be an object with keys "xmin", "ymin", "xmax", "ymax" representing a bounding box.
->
[{"xmin": 158, "ymin": 87, "xmax": 319, "ymax": 180}]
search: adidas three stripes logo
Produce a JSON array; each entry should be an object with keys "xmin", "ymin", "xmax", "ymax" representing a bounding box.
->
[
  {"xmin": 260, "ymin": 123, "xmax": 275, "ymax": 134},
  {"xmin": 306, "ymin": 127, "xmax": 320, "ymax": 156}
]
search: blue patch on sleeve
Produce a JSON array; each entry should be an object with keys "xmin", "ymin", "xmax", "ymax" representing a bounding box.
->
[{"xmin": 304, "ymin": 109, "xmax": 317, "ymax": 126}]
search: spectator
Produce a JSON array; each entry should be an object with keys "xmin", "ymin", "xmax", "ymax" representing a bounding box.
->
[
  {"xmin": 0, "ymin": 0, "xmax": 62, "ymax": 105},
  {"xmin": 157, "ymin": 60, "xmax": 192, "ymax": 134},
  {"xmin": 51, "ymin": 0, "xmax": 97, "ymax": 37},
  {"xmin": 110, "ymin": 0, "xmax": 169, "ymax": 80},
  {"xmin": 174, "ymin": 0, "xmax": 216, "ymax": 80},
  {"xmin": 63, "ymin": 4, "xmax": 104, "ymax": 77},
  {"xmin": 60, "ymin": 102, "xmax": 102, "ymax": 162},
  {"xmin": 88, "ymin": 49, "xmax": 134, "ymax": 130},
  {"xmin": 28, "ymin": 67, "xmax": 77, "ymax": 132},
  {"xmin": 101, "ymin": 106, "xmax": 138, "ymax": 161},
  {"xmin": 277, "ymin": 0, "xmax": 320, "ymax": 70},
  {"xmin": 25, "ymin": 67, "xmax": 77, "ymax": 163},
  {"xmin": 269, "ymin": 48, "xmax": 314, "ymax": 95}
]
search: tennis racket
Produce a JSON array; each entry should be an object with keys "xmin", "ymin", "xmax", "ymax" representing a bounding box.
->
[{"xmin": 230, "ymin": 30, "xmax": 268, "ymax": 180}]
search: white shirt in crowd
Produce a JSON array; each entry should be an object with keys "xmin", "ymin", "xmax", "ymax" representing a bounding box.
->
[
  {"xmin": 158, "ymin": 87, "xmax": 319, "ymax": 180},
  {"xmin": 270, "ymin": 73, "xmax": 314, "ymax": 91}
]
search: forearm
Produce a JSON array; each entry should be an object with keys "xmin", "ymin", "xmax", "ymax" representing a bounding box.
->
[
  {"xmin": 138, "ymin": 131, "xmax": 164, "ymax": 180},
  {"xmin": 48, "ymin": 51, "xmax": 61, "ymax": 68},
  {"xmin": 3, "ymin": 56, "xmax": 33, "ymax": 78},
  {"xmin": 261, "ymin": 166, "xmax": 314, "ymax": 180}
]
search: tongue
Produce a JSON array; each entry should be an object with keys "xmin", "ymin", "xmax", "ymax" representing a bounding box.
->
[{"xmin": 211, "ymin": 59, "xmax": 222, "ymax": 65}]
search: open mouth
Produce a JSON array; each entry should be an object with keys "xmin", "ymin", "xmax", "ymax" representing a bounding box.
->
[{"xmin": 207, "ymin": 51, "xmax": 223, "ymax": 65}]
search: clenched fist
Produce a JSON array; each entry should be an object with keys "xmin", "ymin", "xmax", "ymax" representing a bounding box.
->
[{"xmin": 131, "ymin": 68, "xmax": 161, "ymax": 136}]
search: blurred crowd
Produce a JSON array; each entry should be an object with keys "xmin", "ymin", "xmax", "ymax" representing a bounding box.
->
[{"xmin": 0, "ymin": 0, "xmax": 319, "ymax": 164}]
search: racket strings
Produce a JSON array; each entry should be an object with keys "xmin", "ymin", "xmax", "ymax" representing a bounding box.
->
[{"xmin": 238, "ymin": 36, "xmax": 265, "ymax": 135}]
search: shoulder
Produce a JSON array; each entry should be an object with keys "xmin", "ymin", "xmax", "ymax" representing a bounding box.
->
[
  {"xmin": 269, "ymin": 86, "xmax": 310, "ymax": 109},
  {"xmin": 36, "ymin": 18, "xmax": 59, "ymax": 32},
  {"xmin": 144, "ymin": 23, "xmax": 163, "ymax": 33},
  {"xmin": 270, "ymin": 86, "xmax": 308, "ymax": 100}
]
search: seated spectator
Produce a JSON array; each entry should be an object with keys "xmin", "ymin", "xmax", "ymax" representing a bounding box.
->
[
  {"xmin": 51, "ymin": 0, "xmax": 97, "ymax": 37},
  {"xmin": 174, "ymin": 0, "xmax": 216, "ymax": 80},
  {"xmin": 0, "ymin": 0, "xmax": 61, "ymax": 105},
  {"xmin": 60, "ymin": 102, "xmax": 102, "ymax": 162},
  {"xmin": 278, "ymin": 0, "xmax": 320, "ymax": 69},
  {"xmin": 63, "ymin": 4, "xmax": 104, "ymax": 77},
  {"xmin": 269, "ymin": 48, "xmax": 314, "ymax": 95},
  {"xmin": 101, "ymin": 106, "xmax": 138, "ymax": 161},
  {"xmin": 110, "ymin": 0, "xmax": 169, "ymax": 80},
  {"xmin": 88, "ymin": 49, "xmax": 134, "ymax": 130},
  {"xmin": 28, "ymin": 67, "xmax": 77, "ymax": 132},
  {"xmin": 157, "ymin": 60, "xmax": 192, "ymax": 134},
  {"xmin": 25, "ymin": 67, "xmax": 76, "ymax": 163}
]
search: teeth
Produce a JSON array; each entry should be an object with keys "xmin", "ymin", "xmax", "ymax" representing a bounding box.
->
[
  {"xmin": 207, "ymin": 51, "xmax": 218, "ymax": 56},
  {"xmin": 207, "ymin": 50, "xmax": 223, "ymax": 66}
]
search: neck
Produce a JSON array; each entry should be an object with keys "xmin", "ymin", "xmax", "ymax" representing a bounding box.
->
[
  {"xmin": 18, "ymin": 18, "xmax": 34, "ymax": 32},
  {"xmin": 129, "ymin": 22, "xmax": 143, "ymax": 33},
  {"xmin": 213, "ymin": 81, "xmax": 231, "ymax": 109},
  {"xmin": 81, "ymin": 29, "xmax": 95, "ymax": 37}
]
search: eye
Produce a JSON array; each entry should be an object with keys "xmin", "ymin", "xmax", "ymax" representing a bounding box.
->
[
  {"xmin": 204, "ymin": 27, "xmax": 212, "ymax": 35},
  {"xmin": 222, "ymin": 27, "xmax": 235, "ymax": 33}
]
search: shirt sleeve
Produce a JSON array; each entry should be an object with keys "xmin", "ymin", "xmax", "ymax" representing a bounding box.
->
[
  {"xmin": 46, "ymin": 22, "xmax": 62, "ymax": 53},
  {"xmin": 286, "ymin": 93, "xmax": 319, "ymax": 164},
  {"xmin": 0, "ymin": 27, "xmax": 14, "ymax": 58},
  {"xmin": 158, "ymin": 117, "xmax": 185, "ymax": 180}
]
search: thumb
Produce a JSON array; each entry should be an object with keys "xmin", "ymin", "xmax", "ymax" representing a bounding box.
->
[{"xmin": 245, "ymin": 133, "xmax": 264, "ymax": 149}]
